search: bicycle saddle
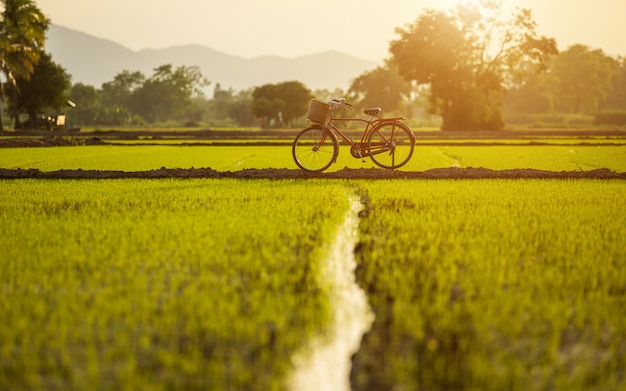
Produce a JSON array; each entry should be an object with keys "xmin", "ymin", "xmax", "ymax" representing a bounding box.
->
[{"xmin": 364, "ymin": 108, "xmax": 382, "ymax": 117}]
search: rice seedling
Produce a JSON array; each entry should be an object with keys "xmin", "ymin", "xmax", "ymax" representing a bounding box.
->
[
  {"xmin": 0, "ymin": 178, "xmax": 349, "ymax": 390},
  {"xmin": 351, "ymin": 179, "xmax": 626, "ymax": 390}
]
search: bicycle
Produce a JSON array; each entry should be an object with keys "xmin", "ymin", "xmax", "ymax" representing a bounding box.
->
[{"xmin": 292, "ymin": 98, "xmax": 415, "ymax": 172}]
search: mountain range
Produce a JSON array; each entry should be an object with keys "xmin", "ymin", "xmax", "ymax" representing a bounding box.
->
[{"xmin": 45, "ymin": 24, "xmax": 380, "ymax": 94}]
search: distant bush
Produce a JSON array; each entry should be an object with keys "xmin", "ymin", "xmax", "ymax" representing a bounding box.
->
[{"xmin": 594, "ymin": 110, "xmax": 626, "ymax": 126}]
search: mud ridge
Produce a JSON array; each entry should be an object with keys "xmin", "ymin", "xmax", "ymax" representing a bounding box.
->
[{"xmin": 1, "ymin": 167, "xmax": 625, "ymax": 180}]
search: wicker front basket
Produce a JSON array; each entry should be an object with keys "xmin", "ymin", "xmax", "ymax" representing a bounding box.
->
[{"xmin": 306, "ymin": 99, "xmax": 331, "ymax": 124}]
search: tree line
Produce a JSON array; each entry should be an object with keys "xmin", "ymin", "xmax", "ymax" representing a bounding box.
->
[
  {"xmin": 506, "ymin": 44, "xmax": 626, "ymax": 124},
  {"xmin": 2, "ymin": 0, "xmax": 625, "ymax": 131}
]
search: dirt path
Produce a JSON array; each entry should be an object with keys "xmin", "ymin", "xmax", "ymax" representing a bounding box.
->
[
  {"xmin": 1, "ymin": 167, "xmax": 625, "ymax": 180},
  {"xmin": 288, "ymin": 196, "xmax": 374, "ymax": 391}
]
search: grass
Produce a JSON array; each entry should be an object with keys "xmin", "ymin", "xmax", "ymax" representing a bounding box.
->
[
  {"xmin": 0, "ymin": 179, "xmax": 350, "ymax": 390},
  {"xmin": 352, "ymin": 179, "xmax": 626, "ymax": 390},
  {"xmin": 0, "ymin": 144, "xmax": 624, "ymax": 173},
  {"xmin": 1, "ymin": 178, "xmax": 625, "ymax": 389},
  {"xmin": 410, "ymin": 145, "xmax": 626, "ymax": 171}
]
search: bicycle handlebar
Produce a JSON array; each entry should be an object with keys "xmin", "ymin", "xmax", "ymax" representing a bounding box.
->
[{"xmin": 329, "ymin": 98, "xmax": 352, "ymax": 108}]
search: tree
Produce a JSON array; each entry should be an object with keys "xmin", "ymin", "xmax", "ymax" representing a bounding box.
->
[
  {"xmin": 227, "ymin": 88, "xmax": 258, "ymax": 127},
  {"xmin": 0, "ymin": 0, "xmax": 49, "ymax": 129},
  {"xmin": 506, "ymin": 46, "xmax": 623, "ymax": 117},
  {"xmin": 252, "ymin": 84, "xmax": 284, "ymax": 127},
  {"xmin": 348, "ymin": 63, "xmax": 412, "ymax": 115},
  {"xmin": 312, "ymin": 88, "xmax": 347, "ymax": 102},
  {"xmin": 4, "ymin": 51, "xmax": 70, "ymax": 128},
  {"xmin": 209, "ymin": 83, "xmax": 236, "ymax": 121},
  {"xmin": 505, "ymin": 71, "xmax": 552, "ymax": 114},
  {"xmin": 101, "ymin": 70, "xmax": 144, "ymax": 107},
  {"xmin": 100, "ymin": 70, "xmax": 145, "ymax": 125},
  {"xmin": 129, "ymin": 64, "xmax": 209, "ymax": 123},
  {"xmin": 603, "ymin": 56, "xmax": 626, "ymax": 110},
  {"xmin": 390, "ymin": 0, "xmax": 557, "ymax": 130},
  {"xmin": 549, "ymin": 45, "xmax": 618, "ymax": 114},
  {"xmin": 252, "ymin": 81, "xmax": 311, "ymax": 127},
  {"xmin": 70, "ymin": 83, "xmax": 100, "ymax": 126}
]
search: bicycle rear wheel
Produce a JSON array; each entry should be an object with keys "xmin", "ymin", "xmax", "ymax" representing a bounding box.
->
[
  {"xmin": 367, "ymin": 121, "xmax": 415, "ymax": 169},
  {"xmin": 292, "ymin": 126, "xmax": 339, "ymax": 172}
]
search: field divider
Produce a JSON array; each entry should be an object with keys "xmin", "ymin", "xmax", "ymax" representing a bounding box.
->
[
  {"xmin": 1, "ymin": 167, "xmax": 625, "ymax": 179},
  {"xmin": 288, "ymin": 194, "xmax": 374, "ymax": 391}
]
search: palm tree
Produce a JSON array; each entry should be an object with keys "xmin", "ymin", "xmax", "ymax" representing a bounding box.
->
[{"xmin": 0, "ymin": 0, "xmax": 49, "ymax": 130}]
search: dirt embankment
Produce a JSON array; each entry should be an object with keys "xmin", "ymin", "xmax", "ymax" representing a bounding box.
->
[{"xmin": 1, "ymin": 167, "xmax": 624, "ymax": 180}]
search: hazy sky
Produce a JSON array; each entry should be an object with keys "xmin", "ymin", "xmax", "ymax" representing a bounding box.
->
[{"xmin": 36, "ymin": 0, "xmax": 626, "ymax": 61}]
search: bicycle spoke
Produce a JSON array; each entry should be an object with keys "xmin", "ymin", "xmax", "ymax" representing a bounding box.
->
[
  {"xmin": 367, "ymin": 122, "xmax": 414, "ymax": 169},
  {"xmin": 292, "ymin": 126, "xmax": 338, "ymax": 172}
]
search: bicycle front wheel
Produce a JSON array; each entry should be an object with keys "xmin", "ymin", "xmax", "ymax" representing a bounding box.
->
[
  {"xmin": 367, "ymin": 121, "xmax": 415, "ymax": 169},
  {"xmin": 292, "ymin": 126, "xmax": 339, "ymax": 172}
]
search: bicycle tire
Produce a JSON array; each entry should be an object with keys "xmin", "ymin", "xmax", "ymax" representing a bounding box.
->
[
  {"xmin": 367, "ymin": 121, "xmax": 415, "ymax": 169},
  {"xmin": 292, "ymin": 126, "xmax": 339, "ymax": 172}
]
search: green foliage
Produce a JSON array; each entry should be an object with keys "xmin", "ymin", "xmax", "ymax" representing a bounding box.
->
[
  {"xmin": 0, "ymin": 179, "xmax": 350, "ymax": 390},
  {"xmin": 390, "ymin": 1, "xmax": 557, "ymax": 131},
  {"xmin": 69, "ymin": 69, "xmax": 261, "ymax": 127},
  {"xmin": 209, "ymin": 86, "xmax": 259, "ymax": 127},
  {"xmin": 548, "ymin": 45, "xmax": 617, "ymax": 114},
  {"xmin": 506, "ymin": 46, "xmax": 626, "ymax": 120},
  {"xmin": 71, "ymin": 66, "xmax": 211, "ymax": 126},
  {"xmin": 4, "ymin": 51, "xmax": 71, "ymax": 127},
  {"xmin": 97, "ymin": 70, "xmax": 145, "ymax": 125},
  {"xmin": 0, "ymin": 0, "xmax": 48, "ymax": 77},
  {"xmin": 506, "ymin": 72, "xmax": 553, "ymax": 115},
  {"xmin": 0, "ymin": 0, "xmax": 50, "ymax": 129},
  {"xmin": 348, "ymin": 64, "xmax": 412, "ymax": 115},
  {"xmin": 69, "ymin": 83, "xmax": 99, "ymax": 125},
  {"xmin": 252, "ymin": 81, "xmax": 312, "ymax": 127},
  {"xmin": 129, "ymin": 64, "xmax": 209, "ymax": 123},
  {"xmin": 352, "ymin": 180, "xmax": 626, "ymax": 390}
]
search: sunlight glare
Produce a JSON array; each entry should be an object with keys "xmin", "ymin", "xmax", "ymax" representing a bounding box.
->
[
  {"xmin": 428, "ymin": 0, "xmax": 483, "ymax": 11},
  {"xmin": 455, "ymin": 0, "xmax": 484, "ymax": 8}
]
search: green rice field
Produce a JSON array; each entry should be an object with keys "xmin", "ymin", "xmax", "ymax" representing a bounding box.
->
[
  {"xmin": 352, "ymin": 180, "xmax": 626, "ymax": 390},
  {"xmin": 1, "ymin": 179, "xmax": 349, "ymax": 390},
  {"xmin": 0, "ymin": 144, "xmax": 625, "ymax": 172},
  {"xmin": 1, "ymin": 140, "xmax": 625, "ymax": 390}
]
